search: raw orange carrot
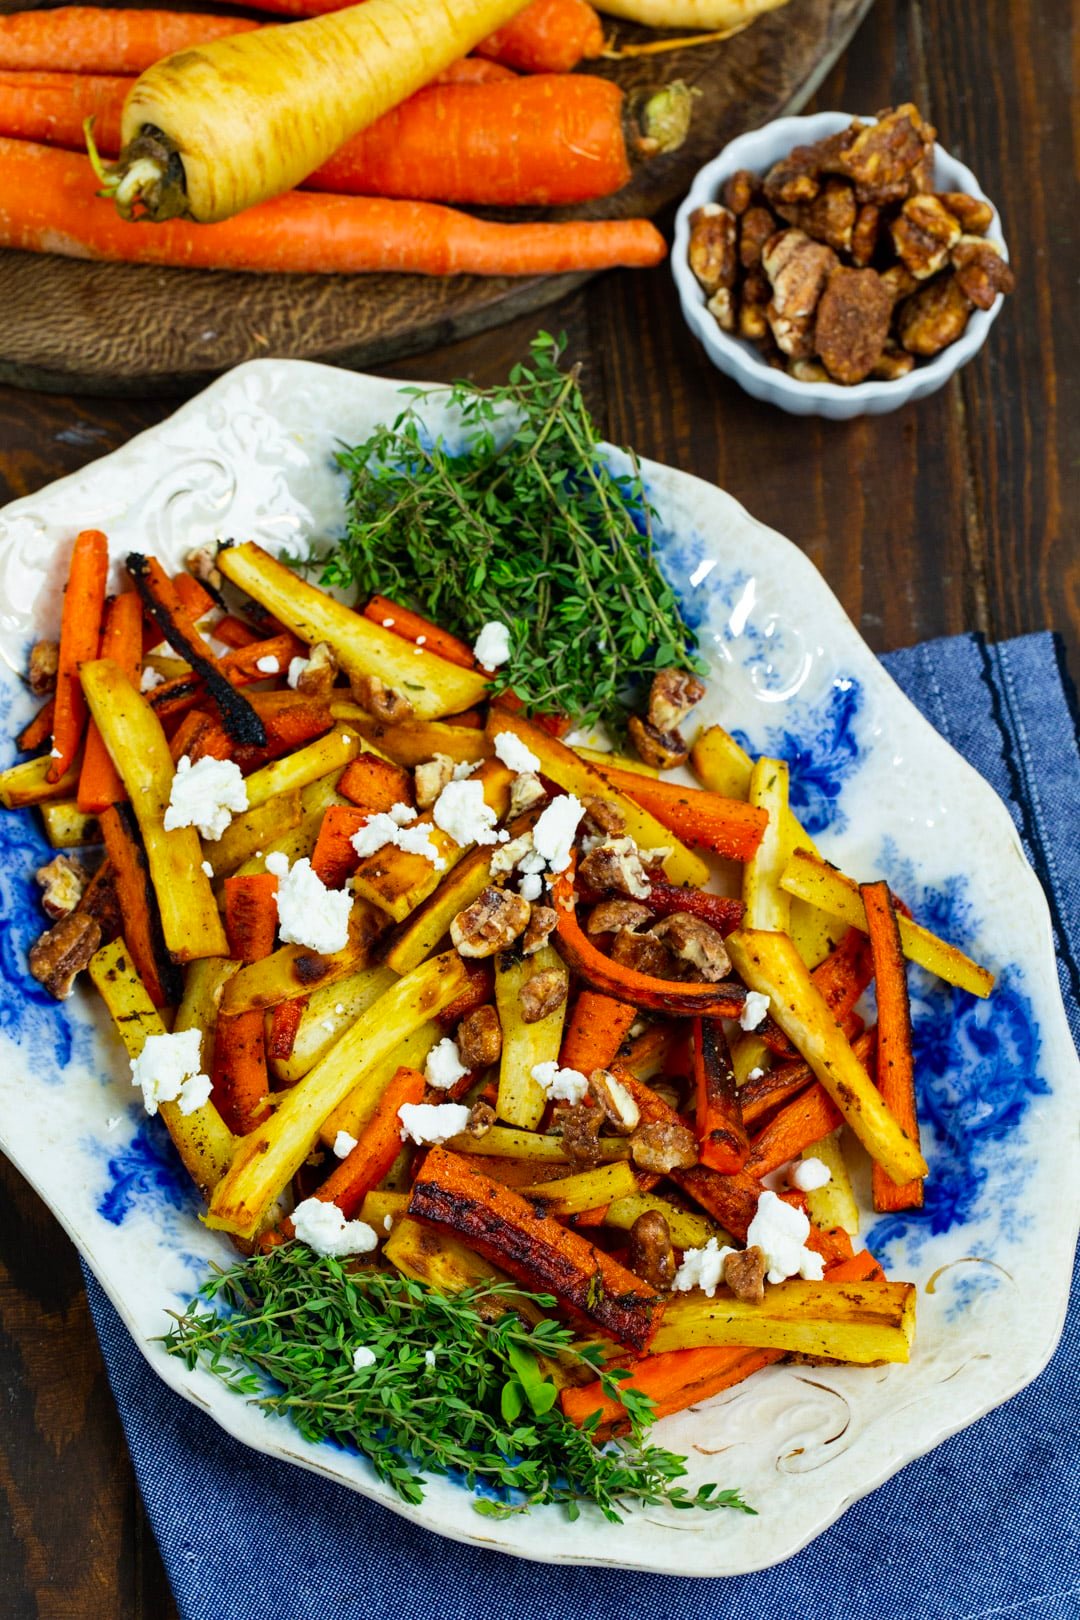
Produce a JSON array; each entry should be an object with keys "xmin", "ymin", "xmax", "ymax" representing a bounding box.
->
[
  {"xmin": 212, "ymin": 1009, "xmax": 271, "ymax": 1135},
  {"xmin": 692, "ymin": 1016, "xmax": 748, "ymax": 1174},
  {"xmin": 16, "ymin": 698, "xmax": 54, "ymax": 754},
  {"xmin": 313, "ymin": 1064, "xmax": 425, "ymax": 1217},
  {"xmin": 337, "ymin": 753, "xmax": 414, "ymax": 814},
  {"xmin": 78, "ymin": 590, "xmax": 142, "ymax": 813},
  {"xmin": 223, "ymin": 874, "xmax": 280, "ymax": 964},
  {"xmin": 49, "ymin": 528, "xmax": 108, "ymax": 783},
  {"xmin": 643, "ymin": 879, "xmax": 745, "ymax": 936},
  {"xmin": 559, "ymin": 990, "xmax": 637, "ymax": 1074},
  {"xmin": 0, "ymin": 70, "xmax": 128, "ymax": 154},
  {"xmin": 363, "ymin": 595, "xmax": 476, "ymax": 669},
  {"xmin": 409, "ymin": 1148, "xmax": 664, "ymax": 1350},
  {"xmin": 0, "ymin": 9, "xmax": 258, "ymax": 73},
  {"xmin": 0, "ymin": 139, "xmax": 667, "ymax": 276},
  {"xmin": 99, "ymin": 803, "xmax": 182, "ymax": 1007},
  {"xmin": 744, "ymin": 1083, "xmax": 843, "ymax": 1180},
  {"xmin": 267, "ymin": 996, "xmax": 307, "ymax": 1064},
  {"xmin": 433, "ymin": 57, "xmax": 517, "ymax": 83},
  {"xmin": 311, "ymin": 804, "xmax": 368, "ymax": 888},
  {"xmin": 590, "ymin": 764, "xmax": 768, "ymax": 862},
  {"xmin": 861, "ymin": 880, "xmax": 924, "ymax": 1213}
]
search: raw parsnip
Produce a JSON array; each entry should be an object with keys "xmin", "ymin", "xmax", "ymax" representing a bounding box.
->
[
  {"xmin": 595, "ymin": 0, "xmax": 788, "ymax": 26},
  {"xmin": 103, "ymin": 0, "xmax": 534, "ymax": 222}
]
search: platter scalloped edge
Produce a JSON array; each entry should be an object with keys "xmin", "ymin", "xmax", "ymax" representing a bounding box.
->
[{"xmin": 0, "ymin": 358, "xmax": 1075, "ymax": 1577}]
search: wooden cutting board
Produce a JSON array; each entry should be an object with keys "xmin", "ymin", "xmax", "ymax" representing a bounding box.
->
[{"xmin": 0, "ymin": 0, "xmax": 873, "ymax": 394}]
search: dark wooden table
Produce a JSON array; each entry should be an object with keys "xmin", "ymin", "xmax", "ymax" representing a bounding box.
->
[{"xmin": 1, "ymin": 1, "xmax": 1075, "ymax": 1614}]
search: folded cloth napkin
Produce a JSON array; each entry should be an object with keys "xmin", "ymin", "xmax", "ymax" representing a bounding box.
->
[{"xmin": 83, "ymin": 630, "xmax": 1080, "ymax": 1620}]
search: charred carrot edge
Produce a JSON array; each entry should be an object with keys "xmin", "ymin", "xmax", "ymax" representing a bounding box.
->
[
  {"xmin": 310, "ymin": 804, "xmax": 368, "ymax": 888},
  {"xmin": 551, "ymin": 868, "xmax": 747, "ymax": 1019},
  {"xmin": 49, "ymin": 528, "xmax": 108, "ymax": 782},
  {"xmin": 692, "ymin": 1016, "xmax": 749, "ymax": 1174},
  {"xmin": 560, "ymin": 990, "xmax": 637, "ymax": 1074},
  {"xmin": 316, "ymin": 1064, "xmax": 425, "ymax": 1218},
  {"xmin": 17, "ymin": 698, "xmax": 54, "ymax": 754},
  {"xmin": 644, "ymin": 880, "xmax": 745, "ymax": 936},
  {"xmin": 78, "ymin": 590, "xmax": 142, "ymax": 812},
  {"xmin": 168, "ymin": 709, "xmax": 229, "ymax": 765},
  {"xmin": 744, "ymin": 1083, "xmax": 843, "ymax": 1180},
  {"xmin": 435, "ymin": 960, "xmax": 495, "ymax": 1030},
  {"xmin": 337, "ymin": 753, "xmax": 414, "ymax": 815},
  {"xmin": 99, "ymin": 803, "xmax": 181, "ymax": 1007},
  {"xmin": 223, "ymin": 873, "xmax": 279, "ymax": 965},
  {"xmin": 212, "ymin": 1009, "xmax": 270, "ymax": 1136},
  {"xmin": 266, "ymin": 996, "xmax": 307, "ymax": 1065},
  {"xmin": 591, "ymin": 766, "xmax": 768, "ymax": 863},
  {"xmin": 212, "ymin": 613, "xmax": 262, "ymax": 649},
  {"xmin": 408, "ymin": 1147, "xmax": 663, "ymax": 1351},
  {"xmin": 78, "ymin": 858, "xmax": 123, "ymax": 942},
  {"xmin": 362, "ymin": 595, "xmax": 476, "ymax": 669},
  {"xmin": 179, "ymin": 695, "xmax": 334, "ymax": 771},
  {"xmin": 862, "ymin": 881, "xmax": 924, "ymax": 1213}
]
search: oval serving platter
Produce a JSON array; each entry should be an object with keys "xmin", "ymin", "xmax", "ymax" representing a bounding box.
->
[{"xmin": 0, "ymin": 359, "xmax": 1076, "ymax": 1576}]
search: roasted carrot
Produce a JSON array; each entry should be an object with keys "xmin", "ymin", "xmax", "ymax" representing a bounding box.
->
[
  {"xmin": 692, "ymin": 1017, "xmax": 749, "ymax": 1173},
  {"xmin": 861, "ymin": 881, "xmax": 924, "ymax": 1212},
  {"xmin": 813, "ymin": 926, "xmax": 874, "ymax": 1023},
  {"xmin": 223, "ymin": 874, "xmax": 280, "ymax": 965},
  {"xmin": 168, "ymin": 710, "xmax": 229, "ymax": 766},
  {"xmin": 172, "ymin": 569, "xmax": 216, "ymax": 624},
  {"xmin": 49, "ymin": 528, "xmax": 108, "ymax": 783},
  {"xmin": 590, "ymin": 765, "xmax": 768, "ymax": 862},
  {"xmin": 311, "ymin": 804, "xmax": 368, "ymax": 888},
  {"xmin": 211, "ymin": 614, "xmax": 262, "ymax": 649},
  {"xmin": 0, "ymin": 140, "xmax": 666, "ymax": 275},
  {"xmin": 16, "ymin": 699, "xmax": 54, "ymax": 754},
  {"xmin": 643, "ymin": 879, "xmax": 745, "ymax": 936},
  {"xmin": 78, "ymin": 590, "xmax": 142, "ymax": 813},
  {"xmin": 744, "ymin": 1084, "xmax": 843, "ymax": 1180},
  {"xmin": 409, "ymin": 1148, "xmax": 664, "ymax": 1350},
  {"xmin": 435, "ymin": 960, "xmax": 495, "ymax": 1030},
  {"xmin": 267, "ymin": 996, "xmax": 308, "ymax": 1063},
  {"xmin": 99, "ymin": 803, "xmax": 181, "ymax": 1007},
  {"xmin": 560, "ymin": 991, "xmax": 637, "ymax": 1074},
  {"xmin": 310, "ymin": 1064, "xmax": 425, "ymax": 1218},
  {"xmin": 212, "ymin": 1009, "xmax": 271, "ymax": 1136},
  {"xmin": 362, "ymin": 595, "xmax": 476, "ymax": 669},
  {"xmin": 738, "ymin": 1027, "xmax": 876, "ymax": 1132},
  {"xmin": 0, "ymin": 8, "xmax": 258, "ymax": 73},
  {"xmin": 337, "ymin": 754, "xmax": 414, "ymax": 814}
]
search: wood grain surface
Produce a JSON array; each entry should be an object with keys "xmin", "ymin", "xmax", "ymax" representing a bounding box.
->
[
  {"xmin": 0, "ymin": 2, "xmax": 1076, "ymax": 1615},
  {"xmin": 0, "ymin": 0, "xmax": 874, "ymax": 392}
]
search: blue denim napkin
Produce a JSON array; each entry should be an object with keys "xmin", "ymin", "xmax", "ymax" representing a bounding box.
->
[{"xmin": 82, "ymin": 630, "xmax": 1080, "ymax": 1620}]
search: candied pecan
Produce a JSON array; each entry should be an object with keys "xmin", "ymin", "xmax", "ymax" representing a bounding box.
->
[
  {"xmin": 738, "ymin": 205, "xmax": 778, "ymax": 271},
  {"xmin": 723, "ymin": 168, "xmax": 758, "ymax": 215},
  {"xmin": 898, "ymin": 273, "xmax": 973, "ymax": 355},
  {"xmin": 763, "ymin": 145, "xmax": 823, "ymax": 207},
  {"xmin": 508, "ymin": 771, "xmax": 547, "ymax": 818},
  {"xmin": 627, "ymin": 713, "xmax": 689, "ymax": 770},
  {"xmin": 630, "ymin": 1119, "xmax": 698, "ymax": 1174},
  {"xmin": 870, "ymin": 341, "xmax": 916, "ymax": 381},
  {"xmin": 587, "ymin": 1068, "xmax": 641, "ymax": 1135},
  {"xmin": 490, "ymin": 830, "xmax": 534, "ymax": 877},
  {"xmin": 29, "ymin": 912, "xmax": 101, "ymax": 1000},
  {"xmin": 834, "ymin": 104, "xmax": 934, "ymax": 205},
  {"xmin": 762, "ymin": 229, "xmax": 838, "ymax": 360},
  {"xmin": 648, "ymin": 669, "xmax": 706, "ymax": 734},
  {"xmin": 687, "ymin": 203, "xmax": 737, "ymax": 297},
  {"xmin": 520, "ymin": 967, "xmax": 567, "ymax": 1024},
  {"xmin": 466, "ymin": 1100, "xmax": 496, "ymax": 1139},
  {"xmin": 788, "ymin": 359, "xmax": 832, "ymax": 383},
  {"xmin": 879, "ymin": 262, "xmax": 919, "ymax": 304},
  {"xmin": 610, "ymin": 929, "xmax": 678, "ymax": 979},
  {"xmin": 739, "ymin": 302, "xmax": 770, "ymax": 343},
  {"xmin": 349, "ymin": 672, "xmax": 413, "ymax": 723},
  {"xmin": 850, "ymin": 203, "xmax": 881, "ymax": 267},
  {"xmin": 450, "ymin": 886, "xmax": 530, "ymax": 958},
  {"xmin": 581, "ymin": 795, "xmax": 626, "ymax": 837},
  {"xmin": 890, "ymin": 194, "xmax": 962, "ymax": 280},
  {"xmin": 723, "ymin": 1245, "xmax": 766, "ymax": 1305},
  {"xmin": 522, "ymin": 904, "xmax": 558, "ymax": 956},
  {"xmin": 457, "ymin": 1004, "xmax": 502, "ymax": 1068},
  {"xmin": 777, "ymin": 179, "xmax": 857, "ymax": 256},
  {"xmin": 742, "ymin": 266, "xmax": 770, "ymax": 306},
  {"xmin": 586, "ymin": 898, "xmax": 653, "ymax": 936},
  {"xmin": 579, "ymin": 836, "xmax": 651, "ymax": 900},
  {"xmin": 706, "ymin": 287, "xmax": 736, "ymax": 334},
  {"xmin": 186, "ymin": 543, "xmax": 223, "ymax": 594},
  {"xmin": 28, "ymin": 640, "xmax": 59, "ymax": 697},
  {"xmin": 628, "ymin": 1211, "xmax": 675, "ymax": 1291},
  {"xmin": 815, "ymin": 267, "xmax": 893, "ymax": 385},
  {"xmin": 414, "ymin": 752, "xmax": 456, "ymax": 810},
  {"xmin": 951, "ymin": 236, "xmax": 1015, "ymax": 310},
  {"xmin": 295, "ymin": 640, "xmax": 338, "ymax": 698},
  {"xmin": 936, "ymin": 191, "xmax": 994, "ymax": 235},
  {"xmin": 649, "ymin": 913, "xmax": 731, "ymax": 982},
  {"xmin": 35, "ymin": 853, "xmax": 90, "ymax": 921},
  {"xmin": 560, "ymin": 1103, "xmax": 603, "ymax": 1167}
]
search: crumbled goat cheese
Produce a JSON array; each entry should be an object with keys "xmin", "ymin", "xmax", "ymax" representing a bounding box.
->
[
  {"xmin": 351, "ymin": 1346, "xmax": 377, "ymax": 1371},
  {"xmin": 432, "ymin": 778, "xmax": 505, "ymax": 848},
  {"xmin": 739, "ymin": 990, "xmax": 771, "ymax": 1031},
  {"xmin": 287, "ymin": 656, "xmax": 309, "ymax": 689},
  {"xmin": 291, "ymin": 1198, "xmax": 378, "ymax": 1258},
  {"xmin": 130, "ymin": 1029, "xmax": 212, "ymax": 1118},
  {"xmin": 493, "ymin": 730, "xmax": 541, "ymax": 774},
  {"xmin": 148, "ymin": 641, "xmax": 176, "ymax": 659},
  {"xmin": 531, "ymin": 1061, "xmax": 588, "ymax": 1105},
  {"xmin": 350, "ymin": 804, "xmax": 444, "ymax": 869},
  {"xmin": 333, "ymin": 1129, "xmax": 359, "ymax": 1160},
  {"xmin": 381, "ymin": 617, "xmax": 395, "ymax": 628},
  {"xmin": 532, "ymin": 794, "xmax": 585, "ymax": 874},
  {"xmin": 255, "ymin": 655, "xmax": 279, "ymax": 674},
  {"xmin": 452, "ymin": 760, "xmax": 482, "ymax": 780},
  {"xmin": 425, "ymin": 1037, "xmax": 469, "ymax": 1091},
  {"xmin": 473, "ymin": 620, "xmax": 511, "ymax": 670},
  {"xmin": 200, "ymin": 860, "xmax": 214, "ymax": 878},
  {"xmin": 139, "ymin": 665, "xmax": 165, "ymax": 693},
  {"xmin": 747, "ymin": 1067, "xmax": 765, "ymax": 1081},
  {"xmin": 673, "ymin": 1237, "xmax": 736, "ymax": 1298},
  {"xmin": 747, "ymin": 1190, "xmax": 825, "ymax": 1284},
  {"xmin": 519, "ymin": 872, "xmax": 544, "ymax": 902},
  {"xmin": 265, "ymin": 852, "xmax": 352, "ymax": 953},
  {"xmin": 164, "ymin": 754, "xmax": 248, "ymax": 841},
  {"xmin": 384, "ymin": 1215, "xmax": 393, "ymax": 1233},
  {"xmin": 790, "ymin": 1156, "xmax": 832, "ymax": 1193},
  {"xmin": 398, "ymin": 1102, "xmax": 471, "ymax": 1145}
]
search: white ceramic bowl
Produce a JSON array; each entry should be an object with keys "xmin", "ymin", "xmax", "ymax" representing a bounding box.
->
[{"xmin": 672, "ymin": 111, "xmax": 1010, "ymax": 419}]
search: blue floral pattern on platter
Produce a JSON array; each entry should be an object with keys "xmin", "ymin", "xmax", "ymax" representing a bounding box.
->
[{"xmin": 730, "ymin": 676, "xmax": 862, "ymax": 836}]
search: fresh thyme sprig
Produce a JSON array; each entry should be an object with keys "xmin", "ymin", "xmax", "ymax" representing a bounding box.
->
[
  {"xmin": 163, "ymin": 1246, "xmax": 753, "ymax": 1523},
  {"xmin": 326, "ymin": 333, "xmax": 703, "ymax": 734}
]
